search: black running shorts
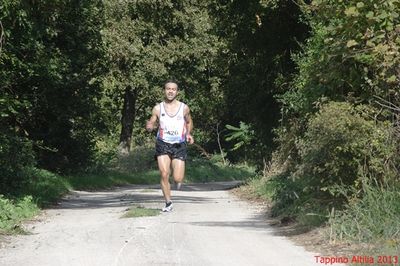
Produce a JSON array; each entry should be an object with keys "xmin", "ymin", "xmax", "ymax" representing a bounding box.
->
[{"xmin": 155, "ymin": 138, "xmax": 187, "ymax": 161}]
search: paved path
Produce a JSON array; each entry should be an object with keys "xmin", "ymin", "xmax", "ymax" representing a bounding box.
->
[{"xmin": 0, "ymin": 182, "xmax": 323, "ymax": 266}]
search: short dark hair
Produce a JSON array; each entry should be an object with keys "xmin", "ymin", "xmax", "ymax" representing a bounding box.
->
[{"xmin": 163, "ymin": 79, "xmax": 179, "ymax": 90}]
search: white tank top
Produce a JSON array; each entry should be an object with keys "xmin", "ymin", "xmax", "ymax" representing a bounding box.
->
[{"xmin": 157, "ymin": 102, "xmax": 187, "ymax": 144}]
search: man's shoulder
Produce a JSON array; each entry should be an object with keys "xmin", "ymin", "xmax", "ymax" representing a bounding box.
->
[
  {"xmin": 152, "ymin": 104, "xmax": 161, "ymax": 113},
  {"xmin": 182, "ymin": 102, "xmax": 189, "ymax": 109},
  {"xmin": 174, "ymin": 100, "xmax": 188, "ymax": 109},
  {"xmin": 176, "ymin": 100, "xmax": 188, "ymax": 107},
  {"xmin": 182, "ymin": 103, "xmax": 190, "ymax": 116}
]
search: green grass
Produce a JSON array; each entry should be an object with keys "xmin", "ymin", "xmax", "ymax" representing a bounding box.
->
[
  {"xmin": 66, "ymin": 158, "xmax": 253, "ymax": 191},
  {"xmin": 66, "ymin": 170, "xmax": 160, "ymax": 190},
  {"xmin": 245, "ymin": 176, "xmax": 277, "ymax": 200},
  {"xmin": 0, "ymin": 167, "xmax": 69, "ymax": 234},
  {"xmin": 121, "ymin": 205, "xmax": 160, "ymax": 218},
  {"xmin": 185, "ymin": 158, "xmax": 254, "ymax": 183},
  {"xmin": 0, "ymin": 195, "xmax": 39, "ymax": 234},
  {"xmin": 329, "ymin": 180, "xmax": 400, "ymax": 256},
  {"xmin": 21, "ymin": 168, "xmax": 71, "ymax": 206}
]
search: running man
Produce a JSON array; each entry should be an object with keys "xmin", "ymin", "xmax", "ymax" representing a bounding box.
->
[{"xmin": 146, "ymin": 80, "xmax": 194, "ymax": 212}]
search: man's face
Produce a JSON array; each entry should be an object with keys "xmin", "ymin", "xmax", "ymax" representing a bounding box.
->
[{"xmin": 164, "ymin": 82, "xmax": 178, "ymax": 101}]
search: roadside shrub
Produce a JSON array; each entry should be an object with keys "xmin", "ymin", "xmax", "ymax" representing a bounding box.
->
[
  {"xmin": 21, "ymin": 168, "xmax": 70, "ymax": 206},
  {"xmin": 294, "ymin": 101, "xmax": 396, "ymax": 199},
  {"xmin": 0, "ymin": 195, "xmax": 39, "ymax": 233},
  {"xmin": 0, "ymin": 134, "xmax": 35, "ymax": 195},
  {"xmin": 116, "ymin": 146, "xmax": 157, "ymax": 173},
  {"xmin": 270, "ymin": 172, "xmax": 330, "ymax": 223},
  {"xmin": 270, "ymin": 101, "xmax": 397, "ymax": 225},
  {"xmin": 91, "ymin": 134, "xmax": 119, "ymax": 172}
]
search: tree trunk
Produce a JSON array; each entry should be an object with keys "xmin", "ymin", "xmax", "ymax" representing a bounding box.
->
[{"xmin": 118, "ymin": 86, "xmax": 137, "ymax": 155}]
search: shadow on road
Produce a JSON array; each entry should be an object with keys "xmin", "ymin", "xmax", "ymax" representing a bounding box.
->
[
  {"xmin": 186, "ymin": 210, "xmax": 314, "ymax": 237},
  {"xmin": 187, "ymin": 219, "xmax": 275, "ymax": 232},
  {"xmin": 52, "ymin": 181, "xmax": 242, "ymax": 210}
]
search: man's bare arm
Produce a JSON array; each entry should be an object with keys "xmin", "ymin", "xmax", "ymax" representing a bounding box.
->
[
  {"xmin": 184, "ymin": 105, "xmax": 194, "ymax": 144},
  {"xmin": 146, "ymin": 105, "xmax": 159, "ymax": 132}
]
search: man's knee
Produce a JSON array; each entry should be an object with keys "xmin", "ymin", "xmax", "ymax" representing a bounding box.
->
[{"xmin": 160, "ymin": 170, "xmax": 169, "ymax": 180}]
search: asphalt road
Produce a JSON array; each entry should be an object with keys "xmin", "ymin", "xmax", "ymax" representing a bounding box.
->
[{"xmin": 0, "ymin": 181, "xmax": 323, "ymax": 266}]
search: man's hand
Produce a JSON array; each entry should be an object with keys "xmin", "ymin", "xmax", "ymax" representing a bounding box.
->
[
  {"xmin": 186, "ymin": 134, "xmax": 194, "ymax": 144},
  {"xmin": 146, "ymin": 121, "xmax": 154, "ymax": 132}
]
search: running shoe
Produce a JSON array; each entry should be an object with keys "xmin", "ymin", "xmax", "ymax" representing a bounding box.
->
[{"xmin": 162, "ymin": 201, "xmax": 173, "ymax": 212}]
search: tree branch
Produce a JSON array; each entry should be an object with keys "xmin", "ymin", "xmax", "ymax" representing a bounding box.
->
[
  {"xmin": 374, "ymin": 95, "xmax": 400, "ymax": 112},
  {"xmin": 0, "ymin": 21, "xmax": 4, "ymax": 55},
  {"xmin": 216, "ymin": 122, "xmax": 227, "ymax": 165},
  {"xmin": 191, "ymin": 143, "xmax": 211, "ymax": 159}
]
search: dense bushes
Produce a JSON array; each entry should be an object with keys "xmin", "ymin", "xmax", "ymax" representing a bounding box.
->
[
  {"xmin": 270, "ymin": 0, "xmax": 400, "ymax": 222},
  {"xmin": 271, "ymin": 101, "xmax": 398, "ymax": 226},
  {"xmin": 280, "ymin": 0, "xmax": 400, "ymax": 117},
  {"xmin": 0, "ymin": 0, "xmax": 104, "ymax": 174},
  {"xmin": 295, "ymin": 102, "xmax": 396, "ymax": 197},
  {"xmin": 0, "ymin": 134, "xmax": 35, "ymax": 195},
  {"xmin": 0, "ymin": 195, "xmax": 39, "ymax": 233}
]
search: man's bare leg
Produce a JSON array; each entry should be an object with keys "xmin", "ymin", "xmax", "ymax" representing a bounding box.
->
[
  {"xmin": 157, "ymin": 155, "xmax": 172, "ymax": 202},
  {"xmin": 172, "ymin": 159, "xmax": 185, "ymax": 189}
]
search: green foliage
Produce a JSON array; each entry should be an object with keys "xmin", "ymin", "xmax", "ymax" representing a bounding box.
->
[
  {"xmin": 116, "ymin": 146, "xmax": 158, "ymax": 173},
  {"xmin": 21, "ymin": 168, "xmax": 70, "ymax": 206},
  {"xmin": 2, "ymin": 164, "xmax": 71, "ymax": 206},
  {"xmin": 186, "ymin": 157, "xmax": 254, "ymax": 183},
  {"xmin": 91, "ymin": 134, "xmax": 120, "ymax": 172},
  {"xmin": 209, "ymin": 152, "xmax": 228, "ymax": 165},
  {"xmin": 269, "ymin": 172, "xmax": 326, "ymax": 219},
  {"xmin": 242, "ymin": 169, "xmax": 330, "ymax": 227},
  {"xmin": 313, "ymin": 0, "xmax": 400, "ymax": 92},
  {"xmin": 269, "ymin": 101, "xmax": 398, "ymax": 230},
  {"xmin": 277, "ymin": 0, "xmax": 400, "ymax": 184},
  {"xmin": 329, "ymin": 179, "xmax": 400, "ymax": 251},
  {"xmin": 282, "ymin": 0, "xmax": 400, "ymax": 117},
  {"xmin": 0, "ymin": 195, "xmax": 39, "ymax": 234},
  {"xmin": 244, "ymin": 175, "xmax": 277, "ymax": 201},
  {"xmin": 0, "ymin": 0, "xmax": 307, "ymax": 192},
  {"xmin": 0, "ymin": 0, "xmax": 105, "ymax": 172},
  {"xmin": 268, "ymin": 1, "xmax": 400, "ymax": 245},
  {"xmin": 101, "ymin": 0, "xmax": 227, "ymax": 148},
  {"xmin": 217, "ymin": 0, "xmax": 309, "ymax": 164},
  {"xmin": 295, "ymin": 102, "xmax": 396, "ymax": 198},
  {"xmin": 4, "ymin": 1, "xmax": 399, "ymax": 254},
  {"xmin": 66, "ymin": 171, "xmax": 159, "ymax": 191},
  {"xmin": 225, "ymin": 122, "xmax": 255, "ymax": 151},
  {"xmin": 0, "ymin": 134, "xmax": 35, "ymax": 194},
  {"xmin": 66, "ymin": 143, "xmax": 254, "ymax": 190}
]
